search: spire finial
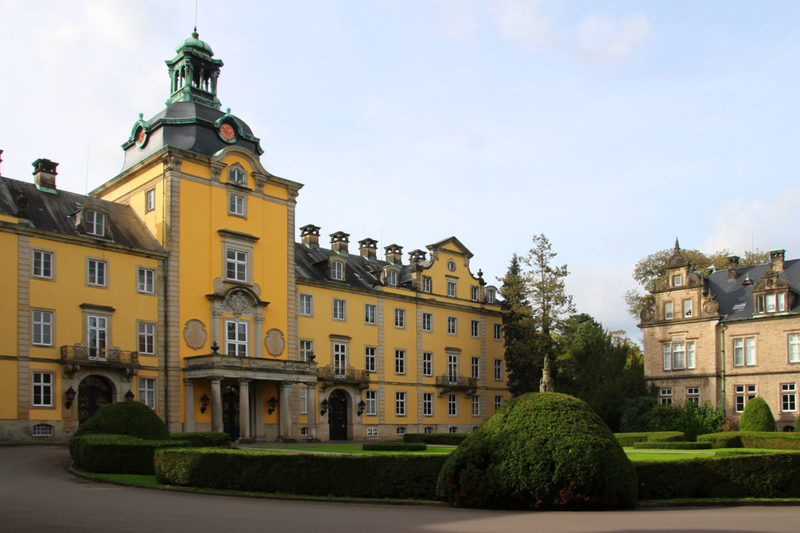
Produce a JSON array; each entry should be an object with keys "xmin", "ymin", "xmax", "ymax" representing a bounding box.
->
[
  {"xmin": 674, "ymin": 237, "xmax": 680, "ymax": 251},
  {"xmin": 192, "ymin": 26, "xmax": 199, "ymax": 39}
]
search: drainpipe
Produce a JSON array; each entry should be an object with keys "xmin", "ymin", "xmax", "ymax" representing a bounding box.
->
[{"xmin": 718, "ymin": 321, "xmax": 727, "ymax": 416}]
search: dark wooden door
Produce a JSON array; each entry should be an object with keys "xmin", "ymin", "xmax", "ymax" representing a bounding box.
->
[
  {"xmin": 78, "ymin": 376, "xmax": 113, "ymax": 424},
  {"xmin": 222, "ymin": 384, "xmax": 240, "ymax": 440},
  {"xmin": 328, "ymin": 389, "xmax": 348, "ymax": 440}
]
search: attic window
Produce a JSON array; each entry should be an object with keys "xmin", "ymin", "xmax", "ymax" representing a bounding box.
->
[
  {"xmin": 330, "ymin": 260, "xmax": 344, "ymax": 281},
  {"xmin": 487, "ymin": 288, "xmax": 496, "ymax": 304},
  {"xmin": 229, "ymin": 165, "xmax": 246, "ymax": 186},
  {"xmin": 85, "ymin": 210, "xmax": 106, "ymax": 237},
  {"xmin": 756, "ymin": 292, "xmax": 787, "ymax": 314},
  {"xmin": 387, "ymin": 270, "xmax": 398, "ymax": 286},
  {"xmin": 672, "ymin": 274, "xmax": 683, "ymax": 287}
]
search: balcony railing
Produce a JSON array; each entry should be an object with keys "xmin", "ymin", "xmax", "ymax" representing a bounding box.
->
[
  {"xmin": 60, "ymin": 344, "xmax": 140, "ymax": 376},
  {"xmin": 435, "ymin": 374, "xmax": 478, "ymax": 396},
  {"xmin": 317, "ymin": 364, "xmax": 370, "ymax": 390}
]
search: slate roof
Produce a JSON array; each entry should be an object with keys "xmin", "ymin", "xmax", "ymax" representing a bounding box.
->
[
  {"xmin": 0, "ymin": 176, "xmax": 165, "ymax": 254},
  {"xmin": 705, "ymin": 259, "xmax": 800, "ymax": 321},
  {"xmin": 294, "ymin": 243, "xmax": 413, "ymax": 290}
]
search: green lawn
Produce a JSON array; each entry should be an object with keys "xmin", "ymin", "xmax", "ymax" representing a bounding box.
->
[{"xmin": 250, "ymin": 443, "xmax": 456, "ymax": 455}]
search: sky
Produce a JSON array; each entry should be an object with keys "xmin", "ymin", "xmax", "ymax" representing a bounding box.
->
[{"xmin": 3, "ymin": 1, "xmax": 800, "ymax": 342}]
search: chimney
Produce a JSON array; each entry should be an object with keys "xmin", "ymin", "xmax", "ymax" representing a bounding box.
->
[
  {"xmin": 727, "ymin": 254, "xmax": 739, "ymax": 281},
  {"xmin": 330, "ymin": 231, "xmax": 350, "ymax": 254},
  {"xmin": 385, "ymin": 244, "xmax": 403, "ymax": 265},
  {"xmin": 769, "ymin": 249, "xmax": 785, "ymax": 272},
  {"xmin": 359, "ymin": 238, "xmax": 378, "ymax": 260},
  {"xmin": 32, "ymin": 158, "xmax": 58, "ymax": 191},
  {"xmin": 408, "ymin": 249, "xmax": 427, "ymax": 266},
  {"xmin": 300, "ymin": 224, "xmax": 320, "ymax": 248}
]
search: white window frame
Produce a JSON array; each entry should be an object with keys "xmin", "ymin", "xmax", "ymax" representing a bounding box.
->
[
  {"xmin": 422, "ymin": 312, "xmax": 433, "ymax": 332},
  {"xmin": 394, "ymin": 308, "xmax": 406, "ymax": 329},
  {"xmin": 85, "ymin": 209, "xmax": 106, "ymax": 237},
  {"xmin": 471, "ymin": 286, "xmax": 479, "ymax": 301},
  {"xmin": 229, "ymin": 165, "xmax": 247, "ymax": 185},
  {"xmin": 423, "ymin": 352, "xmax": 433, "ymax": 376},
  {"xmin": 422, "ymin": 276, "xmax": 432, "ymax": 293},
  {"xmin": 493, "ymin": 358, "xmax": 503, "ymax": 381},
  {"xmin": 672, "ymin": 343, "xmax": 686, "ymax": 370},
  {"xmin": 138, "ymin": 377, "xmax": 156, "ymax": 409},
  {"xmin": 471, "ymin": 356, "xmax": 480, "ymax": 379},
  {"xmin": 686, "ymin": 386, "xmax": 700, "ymax": 406},
  {"xmin": 137, "ymin": 322, "xmax": 155, "ymax": 354},
  {"xmin": 423, "ymin": 393, "xmax": 433, "ymax": 416},
  {"xmin": 447, "ymin": 353, "xmax": 458, "ymax": 382},
  {"xmin": 396, "ymin": 426, "xmax": 406, "ymax": 436},
  {"xmin": 493, "ymin": 323, "xmax": 502, "ymax": 341},
  {"xmin": 664, "ymin": 301, "xmax": 673, "ymax": 320},
  {"xmin": 470, "ymin": 320, "xmax": 479, "ymax": 338},
  {"xmin": 365, "ymin": 346, "xmax": 376, "ymax": 372},
  {"xmin": 330, "ymin": 260, "xmax": 344, "ymax": 281},
  {"xmin": 32, "ymin": 250, "xmax": 53, "ymax": 279},
  {"xmin": 789, "ymin": 333, "xmax": 800, "ymax": 363},
  {"xmin": 32, "ymin": 372, "xmax": 53, "ymax": 407},
  {"xmin": 672, "ymin": 274, "xmax": 683, "ymax": 287},
  {"xmin": 447, "ymin": 279, "xmax": 457, "ymax": 298},
  {"xmin": 395, "ymin": 391, "xmax": 406, "ymax": 416},
  {"xmin": 733, "ymin": 337, "xmax": 756, "ymax": 367},
  {"xmin": 145, "ymin": 188, "xmax": 155, "ymax": 213},
  {"xmin": 333, "ymin": 298, "xmax": 346, "ymax": 321},
  {"xmin": 225, "ymin": 319, "xmax": 248, "ymax": 357},
  {"xmin": 225, "ymin": 248, "xmax": 248, "ymax": 282},
  {"xmin": 365, "ymin": 390, "xmax": 377, "ymax": 416},
  {"xmin": 395, "ymin": 349, "xmax": 406, "ymax": 374},
  {"xmin": 366, "ymin": 426, "xmax": 378, "ymax": 437},
  {"xmin": 659, "ymin": 388, "xmax": 672, "ymax": 406},
  {"xmin": 486, "ymin": 288, "xmax": 496, "ymax": 304},
  {"xmin": 734, "ymin": 384, "xmax": 757, "ymax": 413},
  {"xmin": 300, "ymin": 388, "xmax": 308, "ymax": 414},
  {"xmin": 87, "ymin": 315, "xmax": 108, "ymax": 359},
  {"xmin": 472, "ymin": 394, "xmax": 480, "ymax": 416},
  {"xmin": 32, "ymin": 310, "xmax": 53, "ymax": 347},
  {"xmin": 87, "ymin": 258, "xmax": 107, "ymax": 287},
  {"xmin": 387, "ymin": 270, "xmax": 398, "ymax": 286},
  {"xmin": 333, "ymin": 342, "xmax": 347, "ymax": 377},
  {"xmin": 782, "ymin": 383, "xmax": 797, "ymax": 413},
  {"xmin": 683, "ymin": 299, "xmax": 693, "ymax": 318},
  {"xmin": 137, "ymin": 267, "xmax": 155, "ymax": 294},
  {"xmin": 447, "ymin": 316, "xmax": 457, "ymax": 335},
  {"xmin": 364, "ymin": 303, "xmax": 376, "ymax": 325},
  {"xmin": 494, "ymin": 395, "xmax": 503, "ymax": 410},
  {"xmin": 300, "ymin": 339, "xmax": 314, "ymax": 362},
  {"xmin": 448, "ymin": 393, "xmax": 457, "ymax": 416},
  {"xmin": 299, "ymin": 294, "xmax": 313, "ymax": 316},
  {"xmin": 228, "ymin": 191, "xmax": 247, "ymax": 217}
]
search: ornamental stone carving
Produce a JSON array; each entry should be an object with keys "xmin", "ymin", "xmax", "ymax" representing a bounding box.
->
[
  {"xmin": 183, "ymin": 319, "xmax": 207, "ymax": 350},
  {"xmin": 265, "ymin": 328, "xmax": 285, "ymax": 356}
]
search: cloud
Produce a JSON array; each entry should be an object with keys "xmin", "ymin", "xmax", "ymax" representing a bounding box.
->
[
  {"xmin": 435, "ymin": 0, "xmax": 479, "ymax": 42},
  {"xmin": 577, "ymin": 13, "xmax": 651, "ymax": 63},
  {"xmin": 488, "ymin": 0, "xmax": 558, "ymax": 52}
]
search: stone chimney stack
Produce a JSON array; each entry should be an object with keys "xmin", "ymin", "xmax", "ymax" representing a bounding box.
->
[
  {"xmin": 727, "ymin": 254, "xmax": 740, "ymax": 281},
  {"xmin": 330, "ymin": 231, "xmax": 350, "ymax": 254},
  {"xmin": 408, "ymin": 249, "xmax": 427, "ymax": 266},
  {"xmin": 300, "ymin": 224, "xmax": 320, "ymax": 248},
  {"xmin": 385, "ymin": 244, "xmax": 403, "ymax": 265},
  {"xmin": 32, "ymin": 158, "xmax": 58, "ymax": 191},
  {"xmin": 769, "ymin": 249, "xmax": 785, "ymax": 272},
  {"xmin": 358, "ymin": 238, "xmax": 378, "ymax": 260}
]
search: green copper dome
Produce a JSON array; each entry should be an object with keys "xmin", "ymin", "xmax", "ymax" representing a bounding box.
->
[{"xmin": 176, "ymin": 28, "xmax": 214, "ymax": 56}]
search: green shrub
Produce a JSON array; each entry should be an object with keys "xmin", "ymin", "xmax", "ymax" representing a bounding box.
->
[
  {"xmin": 436, "ymin": 392, "xmax": 636, "ymax": 509},
  {"xmin": 739, "ymin": 397, "xmax": 777, "ymax": 432},
  {"xmin": 635, "ymin": 453, "xmax": 800, "ymax": 499},
  {"xmin": 631, "ymin": 441, "xmax": 712, "ymax": 450},
  {"xmin": 614, "ymin": 431, "xmax": 684, "ymax": 447},
  {"xmin": 155, "ymin": 448, "xmax": 446, "ymax": 499},
  {"xmin": 619, "ymin": 396, "xmax": 657, "ymax": 432},
  {"xmin": 362, "ymin": 442, "xmax": 426, "ymax": 451},
  {"xmin": 739, "ymin": 432, "xmax": 800, "ymax": 450},
  {"xmin": 71, "ymin": 434, "xmax": 188, "ymax": 474},
  {"xmin": 73, "ymin": 401, "xmax": 169, "ymax": 440},
  {"xmin": 645, "ymin": 403, "xmax": 724, "ymax": 441},
  {"xmin": 697, "ymin": 432, "xmax": 744, "ymax": 449},
  {"xmin": 170, "ymin": 432, "xmax": 231, "ymax": 447},
  {"xmin": 403, "ymin": 433, "xmax": 468, "ymax": 445}
]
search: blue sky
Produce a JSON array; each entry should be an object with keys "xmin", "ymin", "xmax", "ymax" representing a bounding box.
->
[{"xmin": 3, "ymin": 1, "xmax": 800, "ymax": 341}]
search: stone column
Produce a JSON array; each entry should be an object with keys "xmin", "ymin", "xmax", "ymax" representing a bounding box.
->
[
  {"xmin": 278, "ymin": 381, "xmax": 293, "ymax": 439},
  {"xmin": 253, "ymin": 315, "xmax": 264, "ymax": 358},
  {"xmin": 307, "ymin": 383, "xmax": 318, "ymax": 440},
  {"xmin": 239, "ymin": 379, "xmax": 251, "ymax": 441},
  {"xmin": 183, "ymin": 379, "xmax": 195, "ymax": 432},
  {"xmin": 210, "ymin": 377, "xmax": 223, "ymax": 433}
]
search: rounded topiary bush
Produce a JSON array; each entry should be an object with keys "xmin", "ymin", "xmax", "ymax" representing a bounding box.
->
[
  {"xmin": 436, "ymin": 392, "xmax": 636, "ymax": 509},
  {"xmin": 739, "ymin": 396, "xmax": 777, "ymax": 432},
  {"xmin": 73, "ymin": 401, "xmax": 169, "ymax": 440}
]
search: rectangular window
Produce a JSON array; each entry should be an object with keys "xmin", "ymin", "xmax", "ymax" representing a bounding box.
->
[
  {"xmin": 145, "ymin": 188, "xmax": 155, "ymax": 212},
  {"xmin": 137, "ymin": 322, "xmax": 155, "ymax": 354},
  {"xmin": 493, "ymin": 323, "xmax": 502, "ymax": 341},
  {"xmin": 686, "ymin": 387, "xmax": 700, "ymax": 406},
  {"xmin": 364, "ymin": 303, "xmax": 376, "ymax": 325},
  {"xmin": 85, "ymin": 210, "xmax": 106, "ymax": 237},
  {"xmin": 494, "ymin": 359, "xmax": 503, "ymax": 381},
  {"xmin": 659, "ymin": 388, "xmax": 672, "ymax": 406},
  {"xmin": 766, "ymin": 293, "xmax": 777, "ymax": 313},
  {"xmin": 225, "ymin": 319, "xmax": 248, "ymax": 357},
  {"xmin": 494, "ymin": 395, "xmax": 503, "ymax": 410},
  {"xmin": 331, "ymin": 260, "xmax": 344, "ymax": 280},
  {"xmin": 424, "ymin": 426, "xmax": 433, "ymax": 434},
  {"xmin": 447, "ymin": 353, "xmax": 458, "ymax": 382},
  {"xmin": 422, "ymin": 276, "xmax": 432, "ymax": 293},
  {"xmin": 365, "ymin": 390, "xmax": 377, "ymax": 416},
  {"xmin": 32, "ymin": 250, "xmax": 53, "ymax": 279},
  {"xmin": 683, "ymin": 299, "xmax": 693, "ymax": 318},
  {"xmin": 471, "ymin": 356, "xmax": 480, "ymax": 379},
  {"xmin": 395, "ymin": 392, "xmax": 406, "ymax": 416},
  {"xmin": 397, "ymin": 427, "xmax": 406, "ymax": 436},
  {"xmin": 387, "ymin": 270, "xmax": 398, "ymax": 286},
  {"xmin": 687, "ymin": 342, "xmax": 696, "ymax": 369},
  {"xmin": 663, "ymin": 344, "xmax": 671, "ymax": 371},
  {"xmin": 32, "ymin": 310, "xmax": 53, "ymax": 346},
  {"xmin": 139, "ymin": 378, "xmax": 156, "ymax": 409},
  {"xmin": 299, "ymin": 294, "xmax": 313, "ymax": 316},
  {"xmin": 733, "ymin": 337, "xmax": 756, "ymax": 366},
  {"xmin": 423, "ymin": 393, "xmax": 433, "ymax": 416},
  {"xmin": 422, "ymin": 312, "xmax": 433, "ymax": 332},
  {"xmin": 734, "ymin": 384, "xmax": 757, "ymax": 413},
  {"xmin": 332, "ymin": 299, "xmax": 346, "ymax": 321},
  {"xmin": 447, "ymin": 316, "xmax": 457, "ymax": 335},
  {"xmin": 395, "ymin": 349, "xmax": 406, "ymax": 374},
  {"xmin": 87, "ymin": 259, "xmax": 107, "ymax": 287},
  {"xmin": 225, "ymin": 249, "xmax": 248, "ymax": 282},
  {"xmin": 782, "ymin": 383, "xmax": 797, "ymax": 412},
  {"xmin": 228, "ymin": 192, "xmax": 246, "ymax": 217},
  {"xmin": 789, "ymin": 334, "xmax": 800, "ymax": 363},
  {"xmin": 394, "ymin": 308, "xmax": 406, "ymax": 328},
  {"xmin": 471, "ymin": 286, "xmax": 479, "ymax": 301},
  {"xmin": 300, "ymin": 340, "xmax": 314, "ymax": 362},
  {"xmin": 470, "ymin": 320, "xmax": 479, "ymax": 338},
  {"xmin": 778, "ymin": 292, "xmax": 786, "ymax": 312},
  {"xmin": 448, "ymin": 393, "xmax": 457, "ymax": 416},
  {"xmin": 486, "ymin": 288, "xmax": 496, "ymax": 304},
  {"xmin": 472, "ymin": 394, "xmax": 480, "ymax": 416},
  {"xmin": 137, "ymin": 267, "xmax": 155, "ymax": 294},
  {"xmin": 366, "ymin": 426, "xmax": 378, "ymax": 437},
  {"xmin": 447, "ymin": 280, "xmax": 456, "ymax": 298},
  {"xmin": 365, "ymin": 346, "xmax": 376, "ymax": 372},
  {"xmin": 423, "ymin": 352, "xmax": 433, "ymax": 376},
  {"xmin": 672, "ymin": 343, "xmax": 686, "ymax": 370},
  {"xmin": 32, "ymin": 372, "xmax": 53, "ymax": 407},
  {"xmin": 672, "ymin": 274, "xmax": 683, "ymax": 287},
  {"xmin": 300, "ymin": 388, "xmax": 308, "ymax": 414},
  {"xmin": 87, "ymin": 315, "xmax": 107, "ymax": 359},
  {"xmin": 664, "ymin": 301, "xmax": 673, "ymax": 320},
  {"xmin": 333, "ymin": 343, "xmax": 347, "ymax": 377}
]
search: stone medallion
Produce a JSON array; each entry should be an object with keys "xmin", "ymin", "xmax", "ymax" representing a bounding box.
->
[
  {"xmin": 265, "ymin": 328, "xmax": 285, "ymax": 356},
  {"xmin": 183, "ymin": 319, "xmax": 207, "ymax": 350}
]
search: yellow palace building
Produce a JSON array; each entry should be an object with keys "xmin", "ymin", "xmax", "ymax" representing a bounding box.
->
[{"xmin": 0, "ymin": 32, "xmax": 508, "ymax": 442}]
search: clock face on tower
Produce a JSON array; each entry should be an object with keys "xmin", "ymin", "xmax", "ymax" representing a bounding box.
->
[{"xmin": 219, "ymin": 123, "xmax": 236, "ymax": 141}]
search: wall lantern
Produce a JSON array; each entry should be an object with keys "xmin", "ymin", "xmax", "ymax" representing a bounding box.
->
[
  {"xmin": 320, "ymin": 398, "xmax": 329, "ymax": 417},
  {"xmin": 267, "ymin": 396, "xmax": 278, "ymax": 415},
  {"xmin": 307, "ymin": 352, "xmax": 316, "ymax": 363},
  {"xmin": 357, "ymin": 400, "xmax": 366, "ymax": 416},
  {"xmin": 125, "ymin": 390, "xmax": 135, "ymax": 402},
  {"xmin": 200, "ymin": 394, "xmax": 210, "ymax": 414},
  {"xmin": 64, "ymin": 387, "xmax": 76, "ymax": 409}
]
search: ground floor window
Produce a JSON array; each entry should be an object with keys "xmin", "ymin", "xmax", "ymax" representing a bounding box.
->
[
  {"xmin": 448, "ymin": 426, "xmax": 457, "ymax": 433},
  {"xmin": 424, "ymin": 426, "xmax": 433, "ymax": 434},
  {"xmin": 659, "ymin": 388, "xmax": 672, "ymax": 406},
  {"xmin": 300, "ymin": 427, "xmax": 309, "ymax": 436},
  {"xmin": 138, "ymin": 378, "xmax": 156, "ymax": 409},
  {"xmin": 32, "ymin": 372, "xmax": 53, "ymax": 407},
  {"xmin": 396, "ymin": 426, "xmax": 406, "ymax": 436},
  {"xmin": 734, "ymin": 384, "xmax": 756, "ymax": 413},
  {"xmin": 32, "ymin": 424, "xmax": 54, "ymax": 437},
  {"xmin": 782, "ymin": 383, "xmax": 797, "ymax": 412},
  {"xmin": 686, "ymin": 386, "xmax": 699, "ymax": 406},
  {"xmin": 366, "ymin": 426, "xmax": 378, "ymax": 437}
]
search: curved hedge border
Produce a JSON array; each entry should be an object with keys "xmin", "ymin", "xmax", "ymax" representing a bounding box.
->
[
  {"xmin": 698, "ymin": 431, "xmax": 800, "ymax": 450},
  {"xmin": 155, "ymin": 448, "xmax": 447, "ymax": 499},
  {"xmin": 72, "ymin": 434, "xmax": 189, "ymax": 474},
  {"xmin": 362, "ymin": 442, "xmax": 427, "ymax": 451},
  {"xmin": 403, "ymin": 433, "xmax": 467, "ymax": 445},
  {"xmin": 631, "ymin": 441, "xmax": 711, "ymax": 450},
  {"xmin": 614, "ymin": 431, "xmax": 685, "ymax": 447},
  {"xmin": 170, "ymin": 432, "xmax": 231, "ymax": 447}
]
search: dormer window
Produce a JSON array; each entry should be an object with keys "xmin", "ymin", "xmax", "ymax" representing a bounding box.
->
[
  {"xmin": 387, "ymin": 270, "xmax": 398, "ymax": 286},
  {"xmin": 331, "ymin": 260, "xmax": 344, "ymax": 281},
  {"xmin": 756, "ymin": 292, "xmax": 787, "ymax": 314},
  {"xmin": 228, "ymin": 165, "xmax": 247, "ymax": 186},
  {"xmin": 672, "ymin": 274, "xmax": 683, "ymax": 287},
  {"xmin": 487, "ymin": 288, "xmax": 496, "ymax": 304},
  {"xmin": 85, "ymin": 210, "xmax": 106, "ymax": 237}
]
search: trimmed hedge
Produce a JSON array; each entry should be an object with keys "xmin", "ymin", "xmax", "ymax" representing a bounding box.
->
[
  {"xmin": 698, "ymin": 431, "xmax": 800, "ymax": 450},
  {"xmin": 739, "ymin": 397, "xmax": 777, "ymax": 432},
  {"xmin": 73, "ymin": 401, "xmax": 168, "ymax": 440},
  {"xmin": 614, "ymin": 431, "xmax": 685, "ymax": 447},
  {"xmin": 362, "ymin": 442, "xmax": 427, "ymax": 451},
  {"xmin": 170, "ymin": 432, "xmax": 231, "ymax": 447},
  {"xmin": 155, "ymin": 448, "xmax": 446, "ymax": 499},
  {"xmin": 635, "ymin": 452, "xmax": 800, "ymax": 499},
  {"xmin": 403, "ymin": 433, "xmax": 467, "ymax": 445},
  {"xmin": 631, "ymin": 441, "xmax": 712, "ymax": 450},
  {"xmin": 71, "ymin": 434, "xmax": 189, "ymax": 474},
  {"xmin": 697, "ymin": 432, "xmax": 743, "ymax": 449}
]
